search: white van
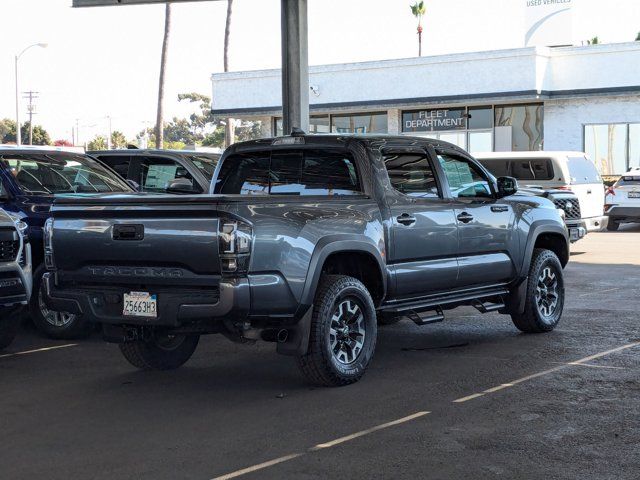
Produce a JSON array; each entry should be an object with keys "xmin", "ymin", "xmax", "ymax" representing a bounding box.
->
[{"xmin": 475, "ymin": 151, "xmax": 606, "ymax": 232}]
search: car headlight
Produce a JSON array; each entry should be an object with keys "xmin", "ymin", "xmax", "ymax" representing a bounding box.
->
[
  {"xmin": 557, "ymin": 208, "xmax": 566, "ymax": 220},
  {"xmin": 7, "ymin": 213, "xmax": 28, "ymax": 235}
]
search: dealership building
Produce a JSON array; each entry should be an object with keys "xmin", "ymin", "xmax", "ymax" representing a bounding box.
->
[{"xmin": 211, "ymin": 41, "xmax": 640, "ymax": 176}]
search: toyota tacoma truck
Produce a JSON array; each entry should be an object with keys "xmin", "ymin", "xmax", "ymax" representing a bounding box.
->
[
  {"xmin": 43, "ymin": 134, "xmax": 569, "ymax": 386},
  {"xmin": 0, "ymin": 208, "xmax": 32, "ymax": 349}
]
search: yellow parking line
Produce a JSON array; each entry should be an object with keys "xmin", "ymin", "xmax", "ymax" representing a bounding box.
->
[
  {"xmin": 212, "ymin": 411, "xmax": 430, "ymax": 480},
  {"xmin": 0, "ymin": 343, "xmax": 78, "ymax": 359}
]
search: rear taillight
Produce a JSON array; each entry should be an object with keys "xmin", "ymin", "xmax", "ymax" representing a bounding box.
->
[
  {"xmin": 606, "ymin": 186, "xmax": 616, "ymax": 196},
  {"xmin": 556, "ymin": 186, "xmax": 572, "ymax": 191},
  {"xmin": 219, "ymin": 219, "xmax": 252, "ymax": 274},
  {"xmin": 44, "ymin": 218, "xmax": 55, "ymax": 270}
]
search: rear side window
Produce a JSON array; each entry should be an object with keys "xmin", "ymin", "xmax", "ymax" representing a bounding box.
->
[
  {"xmin": 478, "ymin": 159, "xmax": 510, "ymax": 177},
  {"xmin": 214, "ymin": 150, "xmax": 361, "ymax": 196},
  {"xmin": 383, "ymin": 154, "xmax": 439, "ymax": 198},
  {"xmin": 567, "ymin": 156, "xmax": 601, "ymax": 184}
]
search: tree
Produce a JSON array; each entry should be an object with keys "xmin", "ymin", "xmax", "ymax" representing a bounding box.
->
[
  {"xmin": 410, "ymin": 1, "xmax": 426, "ymax": 57},
  {"xmin": 156, "ymin": 2, "xmax": 172, "ymax": 149},
  {"xmin": 588, "ymin": 36, "xmax": 599, "ymax": 45},
  {"xmin": 87, "ymin": 135, "xmax": 107, "ymax": 151},
  {"xmin": 224, "ymin": 0, "xmax": 235, "ymax": 147},
  {"xmin": 0, "ymin": 118, "xmax": 17, "ymax": 144},
  {"xmin": 636, "ymin": 31, "xmax": 640, "ymax": 41},
  {"xmin": 110, "ymin": 130, "xmax": 128, "ymax": 149},
  {"xmin": 20, "ymin": 122, "xmax": 51, "ymax": 145}
]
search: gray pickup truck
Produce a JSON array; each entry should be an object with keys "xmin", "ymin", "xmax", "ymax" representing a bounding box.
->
[{"xmin": 44, "ymin": 134, "xmax": 569, "ymax": 386}]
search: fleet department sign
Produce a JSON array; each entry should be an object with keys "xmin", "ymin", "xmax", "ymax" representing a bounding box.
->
[{"xmin": 402, "ymin": 108, "xmax": 466, "ymax": 133}]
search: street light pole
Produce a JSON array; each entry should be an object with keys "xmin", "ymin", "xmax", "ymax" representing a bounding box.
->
[{"xmin": 14, "ymin": 43, "xmax": 48, "ymax": 146}]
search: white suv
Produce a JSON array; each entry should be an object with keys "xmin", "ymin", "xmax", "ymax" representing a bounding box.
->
[
  {"xmin": 605, "ymin": 167, "xmax": 640, "ymax": 231},
  {"xmin": 476, "ymin": 151, "xmax": 606, "ymax": 232}
]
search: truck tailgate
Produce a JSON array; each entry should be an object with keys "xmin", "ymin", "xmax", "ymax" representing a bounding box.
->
[{"xmin": 50, "ymin": 195, "xmax": 223, "ymax": 286}]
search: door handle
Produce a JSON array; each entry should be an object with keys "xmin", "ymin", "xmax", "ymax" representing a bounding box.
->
[
  {"xmin": 491, "ymin": 205, "xmax": 509, "ymax": 213},
  {"xmin": 396, "ymin": 213, "xmax": 416, "ymax": 226},
  {"xmin": 456, "ymin": 212, "xmax": 474, "ymax": 223}
]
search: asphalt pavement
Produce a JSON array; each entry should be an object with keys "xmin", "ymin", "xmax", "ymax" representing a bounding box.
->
[{"xmin": 1, "ymin": 225, "xmax": 639, "ymax": 480}]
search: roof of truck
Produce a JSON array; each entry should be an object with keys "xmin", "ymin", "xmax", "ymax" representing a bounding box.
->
[{"xmin": 474, "ymin": 151, "xmax": 587, "ymax": 159}]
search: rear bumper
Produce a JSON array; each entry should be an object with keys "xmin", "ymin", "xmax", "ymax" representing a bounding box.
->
[
  {"xmin": 606, "ymin": 206, "xmax": 640, "ymax": 222},
  {"xmin": 582, "ymin": 215, "xmax": 608, "ymax": 232},
  {"xmin": 43, "ymin": 273, "xmax": 250, "ymax": 327}
]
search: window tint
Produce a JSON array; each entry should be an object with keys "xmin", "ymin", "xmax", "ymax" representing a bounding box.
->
[
  {"xmin": 438, "ymin": 154, "xmax": 493, "ymax": 198},
  {"xmin": 96, "ymin": 155, "xmax": 131, "ymax": 179},
  {"xmin": 138, "ymin": 157, "xmax": 201, "ymax": 193},
  {"xmin": 189, "ymin": 155, "xmax": 218, "ymax": 181},
  {"xmin": 0, "ymin": 153, "xmax": 131, "ymax": 194},
  {"xmin": 213, "ymin": 150, "xmax": 361, "ymax": 196},
  {"xmin": 214, "ymin": 152, "xmax": 271, "ymax": 195},
  {"xmin": 478, "ymin": 159, "xmax": 510, "ymax": 177},
  {"xmin": 510, "ymin": 158, "xmax": 554, "ymax": 181},
  {"xmin": 567, "ymin": 156, "xmax": 601, "ymax": 184},
  {"xmin": 384, "ymin": 154, "xmax": 439, "ymax": 198}
]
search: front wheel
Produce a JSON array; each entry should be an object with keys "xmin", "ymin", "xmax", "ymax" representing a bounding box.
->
[
  {"xmin": 29, "ymin": 264, "xmax": 91, "ymax": 339},
  {"xmin": 296, "ymin": 275, "xmax": 377, "ymax": 387},
  {"xmin": 511, "ymin": 248, "xmax": 565, "ymax": 333},
  {"xmin": 119, "ymin": 332, "xmax": 200, "ymax": 370},
  {"xmin": 0, "ymin": 307, "xmax": 22, "ymax": 350}
]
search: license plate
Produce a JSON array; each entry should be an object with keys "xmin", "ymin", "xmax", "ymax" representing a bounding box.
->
[
  {"xmin": 628, "ymin": 192, "xmax": 640, "ymax": 198},
  {"xmin": 123, "ymin": 292, "xmax": 157, "ymax": 318}
]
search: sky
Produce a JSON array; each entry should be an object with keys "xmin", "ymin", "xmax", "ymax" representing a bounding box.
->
[{"xmin": 0, "ymin": 0, "xmax": 638, "ymax": 143}]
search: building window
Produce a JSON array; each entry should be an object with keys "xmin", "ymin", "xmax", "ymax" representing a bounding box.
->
[
  {"xmin": 584, "ymin": 123, "xmax": 640, "ymax": 176},
  {"xmin": 331, "ymin": 112, "xmax": 388, "ymax": 134},
  {"xmin": 275, "ymin": 115, "xmax": 330, "ymax": 137},
  {"xmin": 494, "ymin": 104, "xmax": 544, "ymax": 151}
]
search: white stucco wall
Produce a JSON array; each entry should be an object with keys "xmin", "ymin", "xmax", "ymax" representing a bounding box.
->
[{"xmin": 544, "ymin": 95, "xmax": 640, "ymax": 151}]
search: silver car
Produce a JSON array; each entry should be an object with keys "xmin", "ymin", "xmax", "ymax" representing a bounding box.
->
[{"xmin": 0, "ymin": 208, "xmax": 32, "ymax": 349}]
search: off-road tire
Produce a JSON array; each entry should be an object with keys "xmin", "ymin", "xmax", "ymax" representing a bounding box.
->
[
  {"xmin": 0, "ymin": 307, "xmax": 22, "ymax": 350},
  {"xmin": 119, "ymin": 333, "xmax": 200, "ymax": 370},
  {"xmin": 30, "ymin": 264, "xmax": 91, "ymax": 339},
  {"xmin": 296, "ymin": 275, "xmax": 377, "ymax": 387},
  {"xmin": 606, "ymin": 219, "xmax": 619, "ymax": 231},
  {"xmin": 511, "ymin": 248, "xmax": 564, "ymax": 333}
]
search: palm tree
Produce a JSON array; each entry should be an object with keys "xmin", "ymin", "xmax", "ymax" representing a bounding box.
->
[
  {"xmin": 224, "ymin": 0, "xmax": 235, "ymax": 147},
  {"xmin": 410, "ymin": 1, "xmax": 426, "ymax": 57},
  {"xmin": 156, "ymin": 2, "xmax": 172, "ymax": 149}
]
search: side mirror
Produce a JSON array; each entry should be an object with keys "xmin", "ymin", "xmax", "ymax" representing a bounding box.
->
[
  {"xmin": 496, "ymin": 176, "xmax": 518, "ymax": 198},
  {"xmin": 165, "ymin": 178, "xmax": 196, "ymax": 194},
  {"xmin": 126, "ymin": 180, "xmax": 140, "ymax": 191}
]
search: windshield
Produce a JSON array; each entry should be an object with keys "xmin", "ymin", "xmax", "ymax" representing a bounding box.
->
[
  {"xmin": 1, "ymin": 153, "xmax": 132, "ymax": 195},
  {"xmin": 189, "ymin": 154, "xmax": 218, "ymax": 181}
]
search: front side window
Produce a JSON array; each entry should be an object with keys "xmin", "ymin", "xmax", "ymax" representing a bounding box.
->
[
  {"xmin": 189, "ymin": 155, "xmax": 218, "ymax": 181},
  {"xmin": 0, "ymin": 153, "xmax": 131, "ymax": 194},
  {"xmin": 138, "ymin": 157, "xmax": 201, "ymax": 193},
  {"xmin": 438, "ymin": 154, "xmax": 493, "ymax": 199},
  {"xmin": 384, "ymin": 154, "xmax": 439, "ymax": 198},
  {"xmin": 97, "ymin": 155, "xmax": 131, "ymax": 179}
]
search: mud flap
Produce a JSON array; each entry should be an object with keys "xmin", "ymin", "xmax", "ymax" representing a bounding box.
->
[
  {"xmin": 277, "ymin": 305, "xmax": 313, "ymax": 356},
  {"xmin": 501, "ymin": 278, "xmax": 528, "ymax": 315}
]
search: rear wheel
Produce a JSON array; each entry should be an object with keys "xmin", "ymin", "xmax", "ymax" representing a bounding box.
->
[
  {"xmin": 606, "ymin": 219, "xmax": 619, "ymax": 231},
  {"xmin": 0, "ymin": 306, "xmax": 22, "ymax": 350},
  {"xmin": 511, "ymin": 248, "xmax": 564, "ymax": 333},
  {"xmin": 29, "ymin": 264, "xmax": 91, "ymax": 339},
  {"xmin": 119, "ymin": 332, "xmax": 200, "ymax": 370},
  {"xmin": 296, "ymin": 275, "xmax": 377, "ymax": 387}
]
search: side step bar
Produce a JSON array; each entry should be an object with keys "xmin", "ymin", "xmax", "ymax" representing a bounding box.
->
[{"xmin": 380, "ymin": 287, "xmax": 509, "ymax": 315}]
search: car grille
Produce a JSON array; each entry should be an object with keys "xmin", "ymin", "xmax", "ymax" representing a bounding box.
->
[
  {"xmin": 553, "ymin": 199, "xmax": 582, "ymax": 220},
  {"xmin": 0, "ymin": 239, "xmax": 19, "ymax": 262}
]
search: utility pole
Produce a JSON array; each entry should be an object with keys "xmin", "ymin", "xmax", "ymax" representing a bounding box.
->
[{"xmin": 22, "ymin": 91, "xmax": 40, "ymax": 145}]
